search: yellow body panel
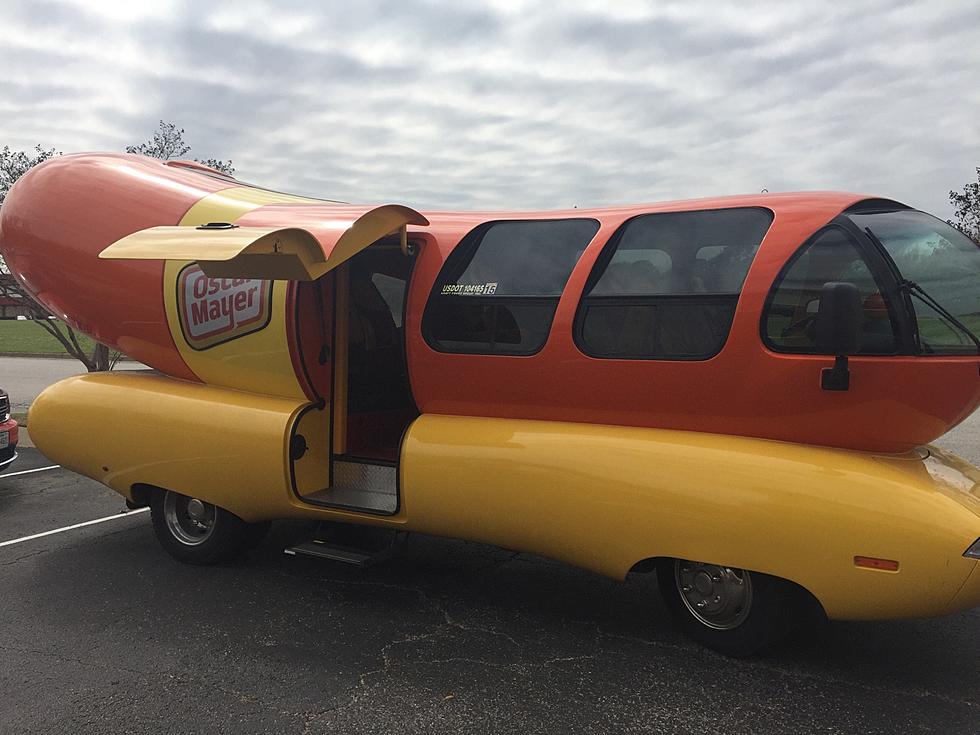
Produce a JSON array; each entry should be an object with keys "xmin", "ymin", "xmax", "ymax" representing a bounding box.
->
[
  {"xmin": 150, "ymin": 190, "xmax": 428, "ymax": 398},
  {"xmin": 28, "ymin": 375, "xmax": 980, "ymax": 622},
  {"xmin": 290, "ymin": 402, "xmax": 332, "ymax": 496},
  {"xmin": 400, "ymin": 415, "xmax": 980, "ymax": 620},
  {"xmin": 181, "ymin": 186, "xmax": 316, "ymax": 221},
  {"xmin": 102, "ymin": 226, "xmax": 327, "ymax": 281},
  {"xmin": 28, "ymin": 373, "xmax": 396, "ymax": 527},
  {"xmin": 163, "ymin": 187, "xmax": 312, "ymax": 399},
  {"xmin": 29, "ymin": 372, "xmax": 303, "ymax": 521},
  {"xmin": 101, "ymin": 198, "xmax": 428, "ymax": 282}
]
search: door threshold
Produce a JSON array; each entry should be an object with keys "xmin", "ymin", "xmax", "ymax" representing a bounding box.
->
[{"xmin": 300, "ymin": 459, "xmax": 398, "ymax": 514}]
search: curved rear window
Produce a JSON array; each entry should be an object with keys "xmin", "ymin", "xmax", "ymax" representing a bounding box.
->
[{"xmin": 763, "ymin": 227, "xmax": 898, "ymax": 355}]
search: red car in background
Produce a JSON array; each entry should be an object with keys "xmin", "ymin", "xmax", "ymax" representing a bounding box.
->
[{"xmin": 0, "ymin": 387, "xmax": 18, "ymax": 471}]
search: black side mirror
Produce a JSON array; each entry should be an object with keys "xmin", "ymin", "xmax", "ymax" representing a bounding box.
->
[{"xmin": 815, "ymin": 282, "xmax": 863, "ymax": 391}]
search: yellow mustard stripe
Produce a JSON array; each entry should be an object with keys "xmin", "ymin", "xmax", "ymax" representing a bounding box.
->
[
  {"xmin": 179, "ymin": 186, "xmax": 316, "ymax": 226},
  {"xmin": 164, "ymin": 187, "xmax": 317, "ymax": 399}
]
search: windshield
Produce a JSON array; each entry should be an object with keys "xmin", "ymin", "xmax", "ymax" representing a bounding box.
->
[{"xmin": 849, "ymin": 210, "xmax": 980, "ymax": 355}]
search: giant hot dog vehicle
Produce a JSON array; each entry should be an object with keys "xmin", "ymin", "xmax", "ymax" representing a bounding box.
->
[{"xmin": 2, "ymin": 152, "xmax": 978, "ymax": 654}]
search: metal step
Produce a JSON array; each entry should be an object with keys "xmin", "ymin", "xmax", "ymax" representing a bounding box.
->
[
  {"xmin": 284, "ymin": 523, "xmax": 405, "ymax": 567},
  {"xmin": 284, "ymin": 539, "xmax": 376, "ymax": 566}
]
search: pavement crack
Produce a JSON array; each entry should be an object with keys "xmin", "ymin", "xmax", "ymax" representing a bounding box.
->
[{"xmin": 0, "ymin": 548, "xmax": 51, "ymax": 565}]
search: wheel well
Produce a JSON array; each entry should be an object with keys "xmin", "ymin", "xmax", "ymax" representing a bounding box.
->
[
  {"xmin": 628, "ymin": 556, "xmax": 827, "ymax": 621},
  {"xmin": 628, "ymin": 557, "xmax": 664, "ymax": 575},
  {"xmin": 128, "ymin": 483, "xmax": 162, "ymax": 509}
]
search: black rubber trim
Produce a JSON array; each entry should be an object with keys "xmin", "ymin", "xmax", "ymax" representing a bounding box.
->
[
  {"xmin": 758, "ymin": 218, "xmax": 908, "ymax": 356},
  {"xmin": 287, "ymin": 400, "xmax": 327, "ymax": 504}
]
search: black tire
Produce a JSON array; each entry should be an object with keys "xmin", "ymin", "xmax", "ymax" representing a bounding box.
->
[
  {"xmin": 656, "ymin": 558, "xmax": 802, "ymax": 657},
  {"xmin": 149, "ymin": 490, "xmax": 265, "ymax": 565},
  {"xmin": 244, "ymin": 520, "xmax": 272, "ymax": 548}
]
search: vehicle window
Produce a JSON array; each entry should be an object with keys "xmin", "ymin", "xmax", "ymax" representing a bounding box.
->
[
  {"xmin": 764, "ymin": 227, "xmax": 898, "ymax": 354},
  {"xmin": 577, "ymin": 207, "xmax": 772, "ymax": 359},
  {"xmin": 591, "ymin": 248, "xmax": 672, "ymax": 295},
  {"xmin": 371, "ymin": 273, "xmax": 406, "ymax": 328},
  {"xmin": 424, "ymin": 219, "xmax": 600, "ymax": 355},
  {"xmin": 849, "ymin": 210, "xmax": 980, "ymax": 355}
]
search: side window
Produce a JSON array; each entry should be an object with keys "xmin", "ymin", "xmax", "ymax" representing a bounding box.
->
[
  {"xmin": 576, "ymin": 207, "xmax": 772, "ymax": 359},
  {"xmin": 423, "ymin": 219, "xmax": 599, "ymax": 355},
  {"xmin": 764, "ymin": 227, "xmax": 898, "ymax": 354}
]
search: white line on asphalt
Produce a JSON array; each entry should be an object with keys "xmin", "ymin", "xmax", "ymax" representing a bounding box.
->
[
  {"xmin": 0, "ymin": 465, "xmax": 61, "ymax": 479},
  {"xmin": 0, "ymin": 507, "xmax": 150, "ymax": 548}
]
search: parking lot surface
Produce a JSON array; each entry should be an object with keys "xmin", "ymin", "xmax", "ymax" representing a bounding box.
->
[
  {"xmin": 1, "ymin": 416, "xmax": 978, "ymax": 734},
  {"xmin": 0, "ymin": 357, "xmax": 147, "ymax": 411}
]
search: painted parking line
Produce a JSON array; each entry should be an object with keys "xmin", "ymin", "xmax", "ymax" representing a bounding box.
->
[
  {"xmin": 0, "ymin": 507, "xmax": 150, "ymax": 548},
  {"xmin": 0, "ymin": 464, "xmax": 61, "ymax": 479}
]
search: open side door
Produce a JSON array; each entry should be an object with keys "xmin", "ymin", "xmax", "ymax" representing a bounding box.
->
[{"xmin": 99, "ymin": 204, "xmax": 429, "ymax": 281}]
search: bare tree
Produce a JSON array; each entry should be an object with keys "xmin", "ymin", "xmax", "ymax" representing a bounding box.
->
[
  {"xmin": 948, "ymin": 167, "xmax": 980, "ymax": 244},
  {"xmin": 1, "ymin": 122, "xmax": 234, "ymax": 370},
  {"xmin": 0, "ymin": 273, "xmax": 122, "ymax": 370},
  {"xmin": 0, "ymin": 145, "xmax": 60, "ymax": 206},
  {"xmin": 126, "ymin": 120, "xmax": 234, "ymax": 175}
]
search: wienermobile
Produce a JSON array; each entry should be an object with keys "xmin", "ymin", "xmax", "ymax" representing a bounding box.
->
[{"xmin": 2, "ymin": 152, "xmax": 978, "ymax": 655}]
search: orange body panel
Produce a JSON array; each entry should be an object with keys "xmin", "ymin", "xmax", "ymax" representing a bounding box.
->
[
  {"xmin": 0, "ymin": 154, "xmax": 234, "ymax": 379},
  {"xmin": 2, "ymin": 154, "xmax": 978, "ymax": 453},
  {"xmin": 404, "ymin": 199, "xmax": 980, "ymax": 453}
]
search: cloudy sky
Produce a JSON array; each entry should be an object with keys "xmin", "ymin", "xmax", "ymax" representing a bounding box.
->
[{"xmin": 1, "ymin": 0, "xmax": 978, "ymax": 216}]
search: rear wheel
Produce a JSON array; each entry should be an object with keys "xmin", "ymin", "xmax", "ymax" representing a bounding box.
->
[
  {"xmin": 150, "ymin": 490, "xmax": 268, "ymax": 565},
  {"xmin": 657, "ymin": 558, "xmax": 800, "ymax": 657}
]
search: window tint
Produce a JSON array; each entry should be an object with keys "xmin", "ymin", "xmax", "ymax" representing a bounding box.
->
[
  {"xmin": 424, "ymin": 219, "xmax": 599, "ymax": 355},
  {"xmin": 591, "ymin": 248, "xmax": 672, "ymax": 295},
  {"xmin": 589, "ymin": 208, "xmax": 770, "ymax": 297},
  {"xmin": 580, "ymin": 299, "xmax": 738, "ymax": 359},
  {"xmin": 371, "ymin": 272, "xmax": 405, "ymax": 327},
  {"xmin": 850, "ymin": 210, "xmax": 980, "ymax": 354},
  {"xmin": 577, "ymin": 207, "xmax": 772, "ymax": 359},
  {"xmin": 764, "ymin": 227, "xmax": 898, "ymax": 354}
]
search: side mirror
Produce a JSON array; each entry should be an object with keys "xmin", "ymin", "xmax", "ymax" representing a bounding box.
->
[{"xmin": 815, "ymin": 282, "xmax": 863, "ymax": 391}]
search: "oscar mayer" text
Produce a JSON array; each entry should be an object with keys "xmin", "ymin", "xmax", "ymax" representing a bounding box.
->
[{"xmin": 178, "ymin": 265, "xmax": 271, "ymax": 349}]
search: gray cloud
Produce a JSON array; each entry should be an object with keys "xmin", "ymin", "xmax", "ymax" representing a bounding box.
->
[{"xmin": 0, "ymin": 0, "xmax": 977, "ymax": 217}]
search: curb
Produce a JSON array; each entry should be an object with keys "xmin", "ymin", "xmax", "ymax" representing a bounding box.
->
[
  {"xmin": 0, "ymin": 353, "xmax": 142, "ymax": 363},
  {"xmin": 0, "ymin": 352, "xmax": 87, "ymax": 359},
  {"xmin": 17, "ymin": 424, "xmax": 34, "ymax": 449}
]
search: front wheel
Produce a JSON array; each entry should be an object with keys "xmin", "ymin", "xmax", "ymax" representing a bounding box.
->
[
  {"xmin": 150, "ymin": 490, "xmax": 268, "ymax": 565},
  {"xmin": 657, "ymin": 558, "xmax": 801, "ymax": 657}
]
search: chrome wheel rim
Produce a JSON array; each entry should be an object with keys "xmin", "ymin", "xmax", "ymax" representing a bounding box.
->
[
  {"xmin": 163, "ymin": 492, "xmax": 216, "ymax": 546},
  {"xmin": 674, "ymin": 559, "xmax": 753, "ymax": 630}
]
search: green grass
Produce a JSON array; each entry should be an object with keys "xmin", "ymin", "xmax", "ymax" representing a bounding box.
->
[
  {"xmin": 11, "ymin": 411, "xmax": 27, "ymax": 426},
  {"xmin": 917, "ymin": 314, "xmax": 980, "ymax": 351},
  {"xmin": 0, "ymin": 319, "xmax": 97, "ymax": 355}
]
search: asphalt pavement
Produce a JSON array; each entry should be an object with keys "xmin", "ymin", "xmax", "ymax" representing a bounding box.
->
[
  {"xmin": 0, "ymin": 358, "xmax": 978, "ymax": 734},
  {"xmin": 0, "ymin": 356, "xmax": 147, "ymax": 411}
]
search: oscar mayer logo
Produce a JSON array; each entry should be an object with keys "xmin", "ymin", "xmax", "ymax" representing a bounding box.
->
[{"xmin": 176, "ymin": 264, "xmax": 273, "ymax": 350}]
